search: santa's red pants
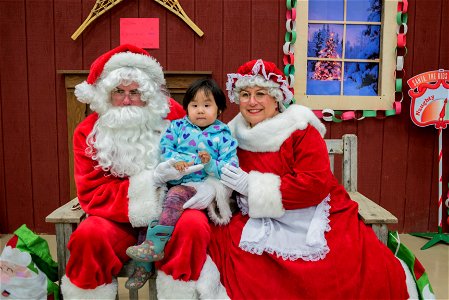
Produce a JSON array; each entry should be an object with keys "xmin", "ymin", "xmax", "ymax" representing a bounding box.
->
[
  {"xmin": 156, "ymin": 209, "xmax": 210, "ymax": 281},
  {"xmin": 66, "ymin": 216, "xmax": 137, "ymax": 289},
  {"xmin": 66, "ymin": 210, "xmax": 210, "ymax": 289}
]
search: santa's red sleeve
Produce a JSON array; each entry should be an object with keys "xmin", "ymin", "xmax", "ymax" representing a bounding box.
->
[{"xmin": 73, "ymin": 114, "xmax": 163, "ymax": 227}]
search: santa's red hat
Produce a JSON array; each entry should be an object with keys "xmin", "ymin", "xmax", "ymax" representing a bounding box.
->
[
  {"xmin": 226, "ymin": 59, "xmax": 293, "ymax": 110},
  {"xmin": 75, "ymin": 44, "xmax": 165, "ymax": 104}
]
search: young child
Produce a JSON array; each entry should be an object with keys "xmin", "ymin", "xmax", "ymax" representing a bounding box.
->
[{"xmin": 125, "ymin": 78, "xmax": 239, "ymax": 289}]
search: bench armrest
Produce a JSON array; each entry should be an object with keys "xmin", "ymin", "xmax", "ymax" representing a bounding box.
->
[
  {"xmin": 349, "ymin": 191, "xmax": 397, "ymax": 245},
  {"xmin": 348, "ymin": 192, "xmax": 398, "ymax": 225},
  {"xmin": 46, "ymin": 197, "xmax": 85, "ymax": 224}
]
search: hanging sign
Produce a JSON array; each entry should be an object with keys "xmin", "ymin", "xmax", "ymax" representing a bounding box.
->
[
  {"xmin": 120, "ymin": 18, "xmax": 159, "ymax": 49},
  {"xmin": 407, "ymin": 69, "xmax": 449, "ymax": 250},
  {"xmin": 407, "ymin": 70, "xmax": 449, "ymax": 128}
]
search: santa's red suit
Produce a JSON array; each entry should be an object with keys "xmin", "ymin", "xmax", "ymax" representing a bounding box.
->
[{"xmin": 156, "ymin": 104, "xmax": 413, "ymax": 299}]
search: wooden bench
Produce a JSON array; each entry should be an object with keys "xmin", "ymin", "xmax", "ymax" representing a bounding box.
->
[{"xmin": 46, "ymin": 133, "xmax": 397, "ymax": 299}]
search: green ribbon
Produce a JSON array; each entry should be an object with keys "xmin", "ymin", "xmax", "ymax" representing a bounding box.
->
[
  {"xmin": 385, "ymin": 109, "xmax": 397, "ymax": 117},
  {"xmin": 332, "ymin": 110, "xmax": 343, "ymax": 122},
  {"xmin": 388, "ymin": 231, "xmax": 435, "ymax": 300},
  {"xmin": 286, "ymin": 0, "xmax": 297, "ymax": 10},
  {"xmin": 396, "ymin": 12, "xmax": 408, "ymax": 25},
  {"xmin": 395, "ymin": 78, "xmax": 403, "ymax": 92},
  {"xmin": 363, "ymin": 110, "xmax": 377, "ymax": 117},
  {"xmin": 396, "ymin": 12, "xmax": 402, "ymax": 25},
  {"xmin": 284, "ymin": 64, "xmax": 295, "ymax": 76},
  {"xmin": 285, "ymin": 31, "xmax": 297, "ymax": 44},
  {"xmin": 403, "ymin": 13, "xmax": 408, "ymax": 24}
]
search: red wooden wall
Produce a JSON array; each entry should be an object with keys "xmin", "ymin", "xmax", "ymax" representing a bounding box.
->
[{"xmin": 0, "ymin": 0, "xmax": 448, "ymax": 234}]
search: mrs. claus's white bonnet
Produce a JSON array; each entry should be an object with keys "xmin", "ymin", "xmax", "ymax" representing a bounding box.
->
[{"xmin": 226, "ymin": 59, "xmax": 293, "ymax": 112}]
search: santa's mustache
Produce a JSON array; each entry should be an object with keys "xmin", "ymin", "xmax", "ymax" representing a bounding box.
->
[
  {"xmin": 99, "ymin": 106, "xmax": 151, "ymax": 129},
  {"xmin": 86, "ymin": 105, "xmax": 165, "ymax": 177}
]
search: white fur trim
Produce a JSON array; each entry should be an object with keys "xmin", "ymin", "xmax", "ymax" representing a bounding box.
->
[
  {"xmin": 206, "ymin": 177, "xmax": 233, "ymax": 225},
  {"xmin": 61, "ymin": 275, "xmax": 117, "ymax": 300},
  {"xmin": 156, "ymin": 270, "xmax": 197, "ymax": 299},
  {"xmin": 247, "ymin": 171, "xmax": 284, "ymax": 218},
  {"xmin": 228, "ymin": 104, "xmax": 326, "ymax": 152},
  {"xmin": 74, "ymin": 81, "xmax": 96, "ymax": 104},
  {"xmin": 104, "ymin": 52, "xmax": 165, "ymax": 86},
  {"xmin": 128, "ymin": 169, "xmax": 163, "ymax": 227},
  {"xmin": 197, "ymin": 255, "xmax": 230, "ymax": 299},
  {"xmin": 397, "ymin": 259, "xmax": 420, "ymax": 300},
  {"xmin": 0, "ymin": 246, "xmax": 32, "ymax": 266}
]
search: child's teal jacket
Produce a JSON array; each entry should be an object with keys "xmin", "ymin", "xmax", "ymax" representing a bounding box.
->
[{"xmin": 160, "ymin": 116, "xmax": 239, "ymax": 185}]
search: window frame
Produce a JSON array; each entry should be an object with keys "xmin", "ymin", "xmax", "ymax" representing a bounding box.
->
[{"xmin": 294, "ymin": 0, "xmax": 398, "ymax": 111}]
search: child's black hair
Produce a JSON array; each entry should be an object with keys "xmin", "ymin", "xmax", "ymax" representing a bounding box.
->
[{"xmin": 182, "ymin": 78, "xmax": 227, "ymax": 114}]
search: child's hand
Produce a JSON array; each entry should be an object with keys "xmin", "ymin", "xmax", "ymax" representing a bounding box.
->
[
  {"xmin": 198, "ymin": 151, "xmax": 211, "ymax": 164},
  {"xmin": 174, "ymin": 161, "xmax": 193, "ymax": 172}
]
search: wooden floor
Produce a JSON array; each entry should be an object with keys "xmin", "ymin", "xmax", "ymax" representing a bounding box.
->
[{"xmin": 1, "ymin": 234, "xmax": 447, "ymax": 299}]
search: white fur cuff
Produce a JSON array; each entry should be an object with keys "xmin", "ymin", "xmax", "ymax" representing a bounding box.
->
[
  {"xmin": 156, "ymin": 271, "xmax": 197, "ymax": 299},
  {"xmin": 197, "ymin": 255, "xmax": 230, "ymax": 299},
  {"xmin": 128, "ymin": 169, "xmax": 163, "ymax": 227},
  {"xmin": 248, "ymin": 171, "xmax": 285, "ymax": 218},
  {"xmin": 61, "ymin": 275, "xmax": 117, "ymax": 299}
]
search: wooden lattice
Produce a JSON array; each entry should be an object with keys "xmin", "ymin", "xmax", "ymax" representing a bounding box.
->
[
  {"xmin": 154, "ymin": 0, "xmax": 203, "ymax": 36},
  {"xmin": 72, "ymin": 0, "xmax": 124, "ymax": 40},
  {"xmin": 71, "ymin": 0, "xmax": 203, "ymax": 41}
]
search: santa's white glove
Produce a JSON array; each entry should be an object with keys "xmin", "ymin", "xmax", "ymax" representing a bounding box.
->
[
  {"xmin": 154, "ymin": 158, "xmax": 204, "ymax": 186},
  {"xmin": 220, "ymin": 165, "xmax": 248, "ymax": 196},
  {"xmin": 182, "ymin": 182, "xmax": 216, "ymax": 210}
]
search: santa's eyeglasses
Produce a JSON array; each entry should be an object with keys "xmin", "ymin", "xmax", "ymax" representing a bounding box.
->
[{"xmin": 111, "ymin": 88, "xmax": 141, "ymax": 100}]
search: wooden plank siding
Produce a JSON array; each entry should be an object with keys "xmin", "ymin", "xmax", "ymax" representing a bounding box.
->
[
  {"xmin": 54, "ymin": 0, "xmax": 84, "ymax": 233},
  {"xmin": 26, "ymin": 0, "xmax": 60, "ymax": 234},
  {"xmin": 0, "ymin": 0, "xmax": 34, "ymax": 233},
  {"xmin": 0, "ymin": 0, "xmax": 448, "ymax": 234}
]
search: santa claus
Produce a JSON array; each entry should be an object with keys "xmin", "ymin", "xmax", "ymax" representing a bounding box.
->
[{"xmin": 60, "ymin": 44, "xmax": 207, "ymax": 298}]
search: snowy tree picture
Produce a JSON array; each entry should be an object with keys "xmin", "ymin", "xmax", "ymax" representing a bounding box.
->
[
  {"xmin": 307, "ymin": 24, "xmax": 343, "ymax": 95},
  {"xmin": 307, "ymin": 0, "xmax": 382, "ymax": 96},
  {"xmin": 313, "ymin": 32, "xmax": 342, "ymax": 81}
]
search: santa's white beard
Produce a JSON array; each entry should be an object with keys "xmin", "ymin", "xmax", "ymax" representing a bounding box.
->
[
  {"xmin": 0, "ymin": 269, "xmax": 48, "ymax": 299},
  {"xmin": 86, "ymin": 106, "xmax": 166, "ymax": 177}
]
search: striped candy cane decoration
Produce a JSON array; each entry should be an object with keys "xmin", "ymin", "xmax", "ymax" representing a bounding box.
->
[
  {"xmin": 438, "ymin": 126, "xmax": 443, "ymax": 230},
  {"xmin": 437, "ymin": 98, "xmax": 448, "ymax": 230}
]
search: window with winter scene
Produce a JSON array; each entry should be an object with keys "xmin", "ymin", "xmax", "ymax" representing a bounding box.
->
[{"xmin": 294, "ymin": 0, "xmax": 398, "ymax": 111}]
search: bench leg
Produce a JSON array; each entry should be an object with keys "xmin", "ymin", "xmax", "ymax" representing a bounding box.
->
[
  {"xmin": 55, "ymin": 223, "xmax": 78, "ymax": 282},
  {"xmin": 148, "ymin": 278, "xmax": 157, "ymax": 300},
  {"xmin": 129, "ymin": 289, "xmax": 138, "ymax": 300},
  {"xmin": 371, "ymin": 224, "xmax": 388, "ymax": 245}
]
